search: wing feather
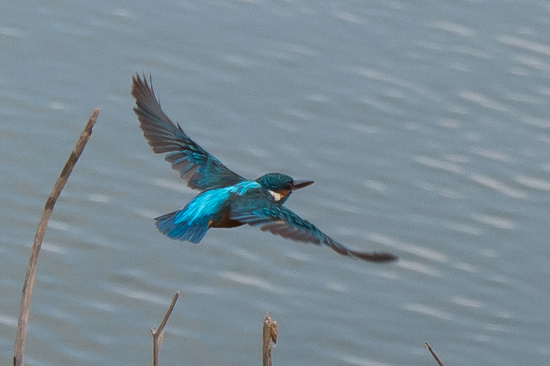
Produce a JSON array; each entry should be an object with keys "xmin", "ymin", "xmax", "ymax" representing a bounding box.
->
[
  {"xmin": 232, "ymin": 202, "xmax": 397, "ymax": 262},
  {"xmin": 132, "ymin": 74, "xmax": 245, "ymax": 191}
]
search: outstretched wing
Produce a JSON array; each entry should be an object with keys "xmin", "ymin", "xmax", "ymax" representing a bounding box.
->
[
  {"xmin": 231, "ymin": 197, "xmax": 397, "ymax": 262},
  {"xmin": 132, "ymin": 74, "xmax": 246, "ymax": 191}
]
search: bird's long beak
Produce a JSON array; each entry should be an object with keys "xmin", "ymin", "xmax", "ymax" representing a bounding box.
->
[{"xmin": 291, "ymin": 179, "xmax": 314, "ymax": 190}]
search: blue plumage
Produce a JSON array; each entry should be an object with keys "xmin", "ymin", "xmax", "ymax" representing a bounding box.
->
[
  {"xmin": 155, "ymin": 181, "xmax": 261, "ymax": 243},
  {"xmin": 155, "ymin": 210, "xmax": 209, "ymax": 243},
  {"xmin": 132, "ymin": 74, "xmax": 397, "ymax": 262}
]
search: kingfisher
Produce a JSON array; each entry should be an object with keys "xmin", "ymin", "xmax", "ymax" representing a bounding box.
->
[{"xmin": 131, "ymin": 74, "xmax": 396, "ymax": 262}]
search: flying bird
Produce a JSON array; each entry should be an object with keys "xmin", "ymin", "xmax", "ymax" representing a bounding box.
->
[{"xmin": 131, "ymin": 74, "xmax": 396, "ymax": 263}]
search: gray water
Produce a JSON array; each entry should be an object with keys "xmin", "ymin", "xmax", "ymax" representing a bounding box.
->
[{"xmin": 1, "ymin": 1, "xmax": 550, "ymax": 365}]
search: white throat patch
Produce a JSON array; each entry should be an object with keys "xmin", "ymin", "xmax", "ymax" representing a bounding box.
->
[{"xmin": 269, "ymin": 190, "xmax": 283, "ymax": 201}]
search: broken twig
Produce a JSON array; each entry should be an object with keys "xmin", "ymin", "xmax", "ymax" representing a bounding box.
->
[
  {"xmin": 151, "ymin": 291, "xmax": 179, "ymax": 366},
  {"xmin": 13, "ymin": 108, "xmax": 100, "ymax": 366},
  {"xmin": 262, "ymin": 313, "xmax": 278, "ymax": 366},
  {"xmin": 425, "ymin": 342, "xmax": 445, "ymax": 366}
]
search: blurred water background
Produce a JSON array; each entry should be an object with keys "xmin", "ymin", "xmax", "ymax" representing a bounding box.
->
[{"xmin": 1, "ymin": 1, "xmax": 550, "ymax": 365}]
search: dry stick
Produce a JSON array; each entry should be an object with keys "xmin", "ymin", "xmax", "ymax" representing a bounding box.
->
[
  {"xmin": 424, "ymin": 342, "xmax": 445, "ymax": 366},
  {"xmin": 13, "ymin": 109, "xmax": 100, "ymax": 366},
  {"xmin": 151, "ymin": 291, "xmax": 180, "ymax": 366},
  {"xmin": 262, "ymin": 313, "xmax": 278, "ymax": 366}
]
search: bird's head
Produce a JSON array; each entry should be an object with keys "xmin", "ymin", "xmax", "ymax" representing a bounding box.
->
[{"xmin": 256, "ymin": 173, "xmax": 314, "ymax": 204}]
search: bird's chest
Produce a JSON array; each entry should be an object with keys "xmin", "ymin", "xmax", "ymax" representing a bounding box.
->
[
  {"xmin": 206, "ymin": 195, "xmax": 245, "ymax": 228},
  {"xmin": 209, "ymin": 210, "xmax": 243, "ymax": 228}
]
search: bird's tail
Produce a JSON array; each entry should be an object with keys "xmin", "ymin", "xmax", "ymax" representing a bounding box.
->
[{"xmin": 155, "ymin": 210, "xmax": 209, "ymax": 243}]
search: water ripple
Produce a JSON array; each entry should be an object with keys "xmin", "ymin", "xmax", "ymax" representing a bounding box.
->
[
  {"xmin": 338, "ymin": 355, "xmax": 391, "ymax": 366},
  {"xmin": 372, "ymin": 234, "xmax": 448, "ymax": 262},
  {"xmin": 414, "ymin": 155, "xmax": 464, "ymax": 174},
  {"xmin": 428, "ymin": 21, "xmax": 476, "ymax": 38},
  {"xmin": 446, "ymin": 222, "xmax": 483, "ymax": 236},
  {"xmin": 451, "ymin": 296, "xmax": 483, "ymax": 308},
  {"xmin": 219, "ymin": 271, "xmax": 288, "ymax": 294},
  {"xmin": 460, "ymin": 90, "xmax": 509, "ymax": 113},
  {"xmin": 403, "ymin": 303, "xmax": 452, "ymax": 321},
  {"xmin": 469, "ymin": 173, "xmax": 527, "ymax": 199},
  {"xmin": 498, "ymin": 35, "xmax": 550, "ymax": 57},
  {"xmin": 397, "ymin": 260, "xmax": 441, "ymax": 277},
  {"xmin": 514, "ymin": 175, "xmax": 550, "ymax": 191},
  {"xmin": 471, "ymin": 213, "xmax": 515, "ymax": 230},
  {"xmin": 469, "ymin": 147, "xmax": 516, "ymax": 163},
  {"xmin": 520, "ymin": 115, "xmax": 550, "ymax": 129},
  {"xmin": 333, "ymin": 10, "xmax": 361, "ymax": 24},
  {"xmin": 0, "ymin": 314, "xmax": 17, "ymax": 327},
  {"xmin": 107, "ymin": 282, "xmax": 169, "ymax": 305}
]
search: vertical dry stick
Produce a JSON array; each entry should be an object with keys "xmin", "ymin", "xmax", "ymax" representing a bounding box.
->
[
  {"xmin": 151, "ymin": 291, "xmax": 179, "ymax": 366},
  {"xmin": 424, "ymin": 342, "xmax": 445, "ymax": 366},
  {"xmin": 13, "ymin": 109, "xmax": 100, "ymax": 366},
  {"xmin": 262, "ymin": 313, "xmax": 278, "ymax": 366}
]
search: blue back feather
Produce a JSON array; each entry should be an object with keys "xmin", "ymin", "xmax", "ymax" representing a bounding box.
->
[{"xmin": 155, "ymin": 181, "xmax": 261, "ymax": 243}]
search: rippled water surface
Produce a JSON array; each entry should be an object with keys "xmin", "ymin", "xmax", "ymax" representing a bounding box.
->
[{"xmin": 1, "ymin": 1, "xmax": 550, "ymax": 365}]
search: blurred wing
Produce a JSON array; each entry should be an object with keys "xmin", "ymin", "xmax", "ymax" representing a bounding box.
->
[
  {"xmin": 132, "ymin": 74, "xmax": 246, "ymax": 191},
  {"xmin": 232, "ymin": 200, "xmax": 397, "ymax": 262}
]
